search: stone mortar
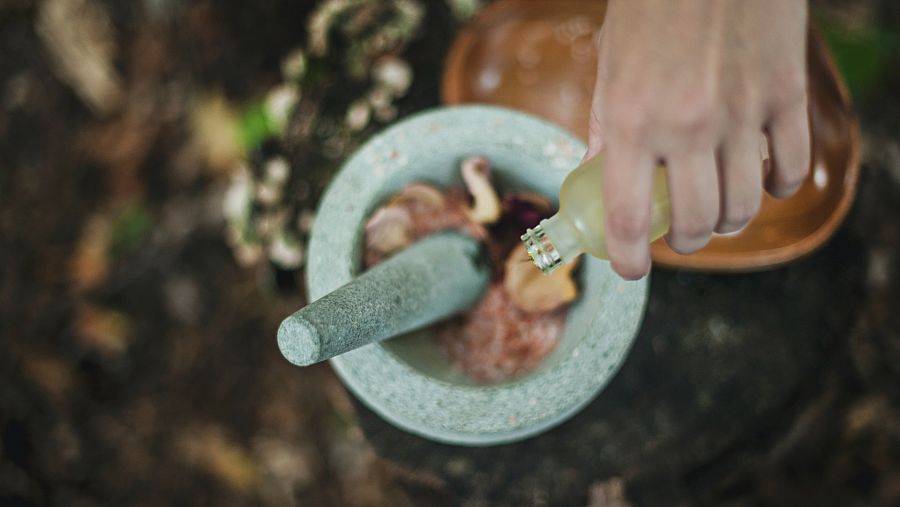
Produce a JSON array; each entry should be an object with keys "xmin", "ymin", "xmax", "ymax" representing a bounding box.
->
[{"xmin": 305, "ymin": 105, "xmax": 649, "ymax": 445}]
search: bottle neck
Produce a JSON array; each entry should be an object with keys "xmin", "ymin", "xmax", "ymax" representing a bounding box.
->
[{"xmin": 520, "ymin": 213, "xmax": 584, "ymax": 274}]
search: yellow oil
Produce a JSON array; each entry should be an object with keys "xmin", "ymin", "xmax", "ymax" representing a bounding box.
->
[{"xmin": 522, "ymin": 155, "xmax": 670, "ymax": 273}]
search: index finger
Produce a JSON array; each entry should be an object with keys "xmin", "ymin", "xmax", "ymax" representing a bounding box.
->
[{"xmin": 602, "ymin": 144, "xmax": 656, "ymax": 280}]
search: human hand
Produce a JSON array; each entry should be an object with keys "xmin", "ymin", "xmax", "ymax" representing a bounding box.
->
[{"xmin": 586, "ymin": 0, "xmax": 811, "ymax": 279}]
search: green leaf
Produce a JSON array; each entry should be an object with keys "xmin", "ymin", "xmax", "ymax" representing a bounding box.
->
[
  {"xmin": 238, "ymin": 100, "xmax": 276, "ymax": 153},
  {"xmin": 109, "ymin": 203, "xmax": 152, "ymax": 259},
  {"xmin": 817, "ymin": 17, "xmax": 900, "ymax": 97}
]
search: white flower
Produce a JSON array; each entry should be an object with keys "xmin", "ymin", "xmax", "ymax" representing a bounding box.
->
[
  {"xmin": 373, "ymin": 56, "xmax": 412, "ymax": 97},
  {"xmin": 269, "ymin": 230, "xmax": 305, "ymax": 269},
  {"xmin": 345, "ymin": 99, "xmax": 371, "ymax": 131},
  {"xmin": 265, "ymin": 157, "xmax": 291, "ymax": 185},
  {"xmin": 223, "ymin": 166, "xmax": 253, "ymax": 222},
  {"xmin": 265, "ymin": 84, "xmax": 300, "ymax": 133}
]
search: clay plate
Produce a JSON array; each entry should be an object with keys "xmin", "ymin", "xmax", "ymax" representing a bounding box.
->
[{"xmin": 442, "ymin": 0, "xmax": 860, "ymax": 271}]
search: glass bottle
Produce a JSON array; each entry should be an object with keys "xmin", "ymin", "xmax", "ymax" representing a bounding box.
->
[{"xmin": 521, "ymin": 155, "xmax": 671, "ymax": 274}]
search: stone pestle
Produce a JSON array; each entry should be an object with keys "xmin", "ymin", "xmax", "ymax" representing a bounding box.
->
[{"xmin": 277, "ymin": 232, "xmax": 491, "ymax": 366}]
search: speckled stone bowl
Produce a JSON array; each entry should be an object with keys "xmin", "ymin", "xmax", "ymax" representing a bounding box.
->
[{"xmin": 306, "ymin": 106, "xmax": 648, "ymax": 445}]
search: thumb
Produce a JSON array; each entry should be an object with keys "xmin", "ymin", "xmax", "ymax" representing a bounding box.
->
[
  {"xmin": 583, "ymin": 108, "xmax": 605, "ymax": 162},
  {"xmin": 583, "ymin": 28, "xmax": 607, "ymax": 163}
]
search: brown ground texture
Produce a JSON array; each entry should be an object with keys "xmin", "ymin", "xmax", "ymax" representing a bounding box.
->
[{"xmin": 2, "ymin": 0, "xmax": 900, "ymax": 506}]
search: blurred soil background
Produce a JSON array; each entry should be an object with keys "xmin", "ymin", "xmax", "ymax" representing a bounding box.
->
[{"xmin": 1, "ymin": 0, "xmax": 899, "ymax": 505}]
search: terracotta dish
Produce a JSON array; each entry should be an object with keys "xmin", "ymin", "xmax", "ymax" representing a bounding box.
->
[{"xmin": 442, "ymin": 0, "xmax": 860, "ymax": 271}]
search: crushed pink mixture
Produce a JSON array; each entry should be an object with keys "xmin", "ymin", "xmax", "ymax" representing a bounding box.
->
[
  {"xmin": 364, "ymin": 176, "xmax": 572, "ymax": 384},
  {"xmin": 436, "ymin": 285, "xmax": 566, "ymax": 383}
]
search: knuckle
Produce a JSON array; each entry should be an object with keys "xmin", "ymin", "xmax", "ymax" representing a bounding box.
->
[
  {"xmin": 609, "ymin": 107, "xmax": 646, "ymax": 140},
  {"xmin": 774, "ymin": 88, "xmax": 806, "ymax": 111},
  {"xmin": 770, "ymin": 70, "xmax": 807, "ymax": 109},
  {"xmin": 607, "ymin": 208, "xmax": 649, "ymax": 242},
  {"xmin": 726, "ymin": 89, "xmax": 760, "ymax": 123},
  {"xmin": 668, "ymin": 97, "xmax": 716, "ymax": 138},
  {"xmin": 606, "ymin": 82, "xmax": 642, "ymax": 107},
  {"xmin": 605, "ymin": 88, "xmax": 648, "ymax": 138}
]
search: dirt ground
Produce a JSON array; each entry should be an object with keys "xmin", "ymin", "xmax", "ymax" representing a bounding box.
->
[{"xmin": 2, "ymin": 0, "xmax": 900, "ymax": 506}]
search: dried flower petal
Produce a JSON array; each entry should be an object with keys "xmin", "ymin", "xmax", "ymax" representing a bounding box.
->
[
  {"xmin": 503, "ymin": 192, "xmax": 553, "ymax": 229},
  {"xmin": 503, "ymin": 248, "xmax": 579, "ymax": 313},
  {"xmin": 387, "ymin": 183, "xmax": 445, "ymax": 209},
  {"xmin": 406, "ymin": 187, "xmax": 487, "ymax": 241},
  {"xmin": 460, "ymin": 156, "xmax": 501, "ymax": 224},
  {"xmin": 364, "ymin": 206, "xmax": 413, "ymax": 255}
]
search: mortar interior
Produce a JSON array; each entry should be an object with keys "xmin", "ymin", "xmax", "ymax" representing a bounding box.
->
[{"xmin": 356, "ymin": 160, "xmax": 589, "ymax": 387}]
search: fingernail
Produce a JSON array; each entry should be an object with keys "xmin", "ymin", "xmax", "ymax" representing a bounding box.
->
[{"xmin": 611, "ymin": 255, "xmax": 650, "ymax": 281}]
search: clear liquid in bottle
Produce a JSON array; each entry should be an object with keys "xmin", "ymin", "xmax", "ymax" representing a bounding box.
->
[{"xmin": 521, "ymin": 155, "xmax": 671, "ymax": 274}]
